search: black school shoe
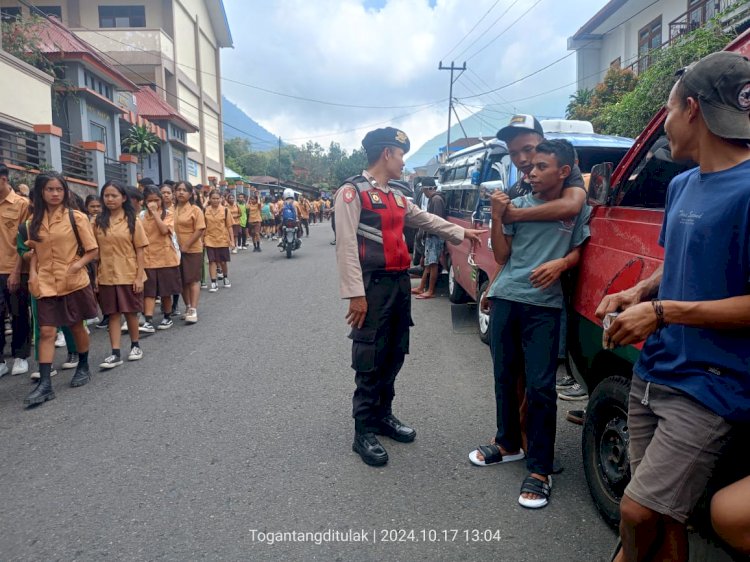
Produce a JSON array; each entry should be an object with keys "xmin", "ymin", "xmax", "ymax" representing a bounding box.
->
[
  {"xmin": 352, "ymin": 433, "xmax": 388, "ymax": 466},
  {"xmin": 375, "ymin": 414, "xmax": 416, "ymax": 443}
]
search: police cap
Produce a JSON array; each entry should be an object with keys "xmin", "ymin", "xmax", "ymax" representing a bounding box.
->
[{"xmin": 362, "ymin": 127, "xmax": 411, "ymax": 156}]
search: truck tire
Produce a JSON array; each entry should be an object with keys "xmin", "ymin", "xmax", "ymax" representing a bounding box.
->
[
  {"xmin": 582, "ymin": 374, "xmax": 632, "ymax": 528},
  {"xmin": 477, "ymin": 279, "xmax": 490, "ymax": 345},
  {"xmin": 448, "ymin": 259, "xmax": 468, "ymax": 304}
]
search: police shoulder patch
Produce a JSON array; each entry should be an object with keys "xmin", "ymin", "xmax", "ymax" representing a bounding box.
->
[
  {"xmin": 342, "ymin": 186, "xmax": 356, "ymax": 203},
  {"xmin": 394, "ymin": 194, "xmax": 405, "ymax": 208}
]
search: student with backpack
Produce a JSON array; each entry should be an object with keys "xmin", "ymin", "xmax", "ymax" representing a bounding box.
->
[
  {"xmin": 203, "ymin": 189, "xmax": 234, "ymax": 292},
  {"xmin": 94, "ymin": 181, "xmax": 149, "ymax": 369},
  {"xmin": 23, "ymin": 173, "xmax": 99, "ymax": 407}
]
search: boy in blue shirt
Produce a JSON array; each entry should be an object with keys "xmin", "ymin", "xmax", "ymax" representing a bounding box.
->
[
  {"xmin": 469, "ymin": 139, "xmax": 590, "ymax": 509},
  {"xmin": 600, "ymin": 52, "xmax": 750, "ymax": 561}
]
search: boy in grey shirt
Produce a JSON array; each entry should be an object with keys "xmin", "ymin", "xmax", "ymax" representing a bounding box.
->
[{"xmin": 469, "ymin": 139, "xmax": 590, "ymax": 509}]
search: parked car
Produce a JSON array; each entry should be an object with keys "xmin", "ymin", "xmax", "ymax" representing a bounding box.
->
[
  {"xmin": 440, "ymin": 123, "xmax": 633, "ymax": 344},
  {"xmin": 572, "ymin": 28, "xmax": 750, "ymax": 561}
]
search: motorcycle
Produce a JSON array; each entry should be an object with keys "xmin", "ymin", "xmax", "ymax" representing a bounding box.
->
[{"xmin": 279, "ymin": 219, "xmax": 301, "ymax": 258}]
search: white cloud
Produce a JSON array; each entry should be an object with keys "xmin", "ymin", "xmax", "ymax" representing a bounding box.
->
[{"xmin": 220, "ymin": 0, "xmax": 609, "ymax": 152}]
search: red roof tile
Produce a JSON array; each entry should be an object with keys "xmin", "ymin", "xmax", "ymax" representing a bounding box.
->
[{"xmin": 134, "ymin": 87, "xmax": 199, "ymax": 132}]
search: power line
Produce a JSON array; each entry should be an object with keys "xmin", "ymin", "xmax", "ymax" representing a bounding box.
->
[
  {"xmin": 465, "ymin": 0, "xmax": 544, "ymax": 62},
  {"xmin": 32, "ymin": 7, "xmax": 445, "ymax": 111},
  {"xmin": 440, "ymin": 0, "xmax": 502, "ymax": 61},
  {"xmin": 458, "ymin": 0, "xmax": 662, "ymax": 99},
  {"xmin": 453, "ymin": 0, "xmax": 521, "ymax": 60}
]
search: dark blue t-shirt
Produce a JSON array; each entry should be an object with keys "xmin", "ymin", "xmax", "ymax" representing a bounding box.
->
[{"xmin": 635, "ymin": 159, "xmax": 750, "ymax": 422}]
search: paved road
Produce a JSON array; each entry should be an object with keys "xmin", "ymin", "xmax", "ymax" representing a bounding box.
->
[{"xmin": 0, "ymin": 222, "xmax": 616, "ymax": 561}]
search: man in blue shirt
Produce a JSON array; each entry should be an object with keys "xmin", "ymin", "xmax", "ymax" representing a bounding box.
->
[{"xmin": 599, "ymin": 52, "xmax": 750, "ymax": 561}]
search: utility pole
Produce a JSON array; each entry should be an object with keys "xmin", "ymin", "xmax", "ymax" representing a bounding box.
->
[
  {"xmin": 277, "ymin": 136, "xmax": 282, "ymax": 193},
  {"xmin": 438, "ymin": 61, "xmax": 466, "ymax": 159}
]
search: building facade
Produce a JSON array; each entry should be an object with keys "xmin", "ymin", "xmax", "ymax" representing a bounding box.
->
[
  {"xmin": 0, "ymin": 0, "xmax": 233, "ymax": 184},
  {"xmin": 568, "ymin": 0, "xmax": 750, "ymax": 92}
]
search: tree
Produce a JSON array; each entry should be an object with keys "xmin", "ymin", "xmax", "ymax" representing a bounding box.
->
[
  {"xmin": 566, "ymin": 88, "xmax": 593, "ymax": 120},
  {"xmin": 122, "ymin": 125, "xmax": 160, "ymax": 175}
]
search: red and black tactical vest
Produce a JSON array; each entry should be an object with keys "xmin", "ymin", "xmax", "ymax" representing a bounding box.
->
[{"xmin": 347, "ymin": 176, "xmax": 410, "ymax": 274}]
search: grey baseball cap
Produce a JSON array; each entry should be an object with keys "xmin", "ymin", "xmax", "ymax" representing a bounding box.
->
[
  {"xmin": 496, "ymin": 114, "xmax": 544, "ymax": 142},
  {"xmin": 676, "ymin": 51, "xmax": 750, "ymax": 140}
]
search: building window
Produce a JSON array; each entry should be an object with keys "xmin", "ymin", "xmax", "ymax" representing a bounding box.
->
[
  {"xmin": 0, "ymin": 7, "xmax": 21, "ymax": 21},
  {"xmin": 173, "ymin": 157, "xmax": 185, "ymax": 181},
  {"xmin": 90, "ymin": 122, "xmax": 107, "ymax": 153},
  {"xmin": 37, "ymin": 6, "xmax": 62, "ymax": 18},
  {"xmin": 98, "ymin": 5, "xmax": 146, "ymax": 28},
  {"xmin": 638, "ymin": 16, "xmax": 662, "ymax": 73}
]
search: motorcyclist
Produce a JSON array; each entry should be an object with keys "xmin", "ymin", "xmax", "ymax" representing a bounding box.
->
[{"xmin": 278, "ymin": 188, "xmax": 302, "ymax": 249}]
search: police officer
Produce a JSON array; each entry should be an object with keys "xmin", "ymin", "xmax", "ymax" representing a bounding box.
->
[{"xmin": 335, "ymin": 127, "xmax": 486, "ymax": 466}]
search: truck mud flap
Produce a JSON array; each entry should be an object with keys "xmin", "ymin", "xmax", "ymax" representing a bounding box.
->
[{"xmin": 450, "ymin": 303, "xmax": 478, "ymax": 334}]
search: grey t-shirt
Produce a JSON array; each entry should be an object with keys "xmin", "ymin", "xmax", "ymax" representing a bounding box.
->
[{"xmin": 487, "ymin": 193, "xmax": 591, "ymax": 308}]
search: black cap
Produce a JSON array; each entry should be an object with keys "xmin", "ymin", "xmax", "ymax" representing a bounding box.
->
[
  {"xmin": 140, "ymin": 177, "xmax": 155, "ymax": 187},
  {"xmin": 496, "ymin": 114, "xmax": 544, "ymax": 142},
  {"xmin": 362, "ymin": 127, "xmax": 410, "ymax": 155},
  {"xmin": 676, "ymin": 51, "xmax": 750, "ymax": 140},
  {"xmin": 420, "ymin": 177, "xmax": 436, "ymax": 188}
]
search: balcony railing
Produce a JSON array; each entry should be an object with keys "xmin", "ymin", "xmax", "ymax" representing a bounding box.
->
[
  {"xmin": 626, "ymin": 0, "xmax": 749, "ymax": 75},
  {"xmin": 104, "ymin": 156, "xmax": 127, "ymax": 184},
  {"xmin": 60, "ymin": 140, "xmax": 92, "ymax": 182},
  {"xmin": 670, "ymin": 0, "xmax": 747, "ymax": 41},
  {"xmin": 71, "ymin": 28, "xmax": 175, "ymax": 61},
  {"xmin": 0, "ymin": 124, "xmax": 44, "ymax": 170}
]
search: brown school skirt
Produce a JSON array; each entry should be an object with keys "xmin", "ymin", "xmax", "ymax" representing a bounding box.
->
[
  {"xmin": 232, "ymin": 224, "xmax": 241, "ymax": 238},
  {"xmin": 206, "ymin": 246, "xmax": 230, "ymax": 263},
  {"xmin": 98, "ymin": 284, "xmax": 144, "ymax": 315},
  {"xmin": 180, "ymin": 252, "xmax": 203, "ymax": 285},
  {"xmin": 37, "ymin": 285, "xmax": 99, "ymax": 327},
  {"xmin": 144, "ymin": 266, "xmax": 182, "ymax": 298}
]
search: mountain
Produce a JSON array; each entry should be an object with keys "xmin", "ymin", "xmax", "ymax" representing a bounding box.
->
[
  {"xmin": 406, "ymin": 109, "xmax": 508, "ymax": 169},
  {"xmin": 221, "ymin": 96, "xmax": 279, "ymax": 152}
]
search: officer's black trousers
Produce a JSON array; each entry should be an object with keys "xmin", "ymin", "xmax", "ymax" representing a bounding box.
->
[{"xmin": 350, "ymin": 271, "xmax": 412, "ymax": 434}]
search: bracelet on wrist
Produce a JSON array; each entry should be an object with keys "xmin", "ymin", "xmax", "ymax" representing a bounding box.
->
[{"xmin": 651, "ymin": 299, "xmax": 666, "ymax": 329}]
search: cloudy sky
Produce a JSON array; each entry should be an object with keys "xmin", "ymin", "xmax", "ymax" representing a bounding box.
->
[{"xmin": 221, "ymin": 0, "xmax": 609, "ymax": 156}]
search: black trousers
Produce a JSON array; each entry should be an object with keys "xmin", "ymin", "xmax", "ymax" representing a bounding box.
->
[
  {"xmin": 350, "ymin": 271, "xmax": 413, "ymax": 434},
  {"xmin": 0, "ymin": 274, "xmax": 31, "ymax": 359},
  {"xmin": 301, "ymin": 218, "xmax": 309, "ymax": 236}
]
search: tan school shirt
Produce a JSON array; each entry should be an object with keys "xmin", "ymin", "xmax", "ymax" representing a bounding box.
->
[
  {"xmin": 227, "ymin": 203, "xmax": 241, "ymax": 225},
  {"xmin": 32, "ymin": 207, "xmax": 98, "ymax": 297},
  {"xmin": 95, "ymin": 214, "xmax": 149, "ymax": 285},
  {"xmin": 247, "ymin": 200, "xmax": 262, "ymax": 223},
  {"xmin": 142, "ymin": 209, "xmax": 180, "ymax": 269},
  {"xmin": 175, "ymin": 203, "xmax": 206, "ymax": 253},
  {"xmin": 203, "ymin": 205, "xmax": 233, "ymax": 248},
  {"xmin": 299, "ymin": 200, "xmax": 310, "ymax": 219},
  {"xmin": 0, "ymin": 189, "xmax": 29, "ymax": 274},
  {"xmin": 334, "ymin": 170, "xmax": 465, "ymax": 299}
]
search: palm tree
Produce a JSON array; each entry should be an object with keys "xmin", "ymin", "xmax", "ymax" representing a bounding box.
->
[
  {"xmin": 122, "ymin": 125, "xmax": 160, "ymax": 176},
  {"xmin": 566, "ymin": 88, "xmax": 594, "ymax": 120}
]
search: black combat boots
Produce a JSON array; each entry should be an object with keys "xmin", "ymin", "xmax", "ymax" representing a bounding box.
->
[{"xmin": 24, "ymin": 366, "xmax": 55, "ymax": 407}]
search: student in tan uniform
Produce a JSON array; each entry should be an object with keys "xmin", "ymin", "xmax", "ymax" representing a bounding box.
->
[
  {"xmin": 94, "ymin": 180, "xmax": 149, "ymax": 369},
  {"xmin": 204, "ymin": 190, "xmax": 234, "ymax": 293},
  {"xmin": 140, "ymin": 185, "xmax": 181, "ymax": 333},
  {"xmin": 24, "ymin": 173, "xmax": 99, "ymax": 407},
  {"xmin": 160, "ymin": 183, "xmax": 175, "ymax": 213},
  {"xmin": 174, "ymin": 181, "xmax": 205, "ymax": 324},
  {"xmin": 298, "ymin": 195, "xmax": 311, "ymax": 237},
  {"xmin": 226, "ymin": 192, "xmax": 241, "ymax": 254},
  {"xmin": 0, "ymin": 163, "xmax": 31, "ymax": 377},
  {"xmin": 246, "ymin": 187, "xmax": 263, "ymax": 252}
]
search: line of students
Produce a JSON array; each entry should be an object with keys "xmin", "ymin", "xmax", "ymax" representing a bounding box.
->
[{"xmin": 0, "ymin": 170, "xmax": 259, "ymax": 409}]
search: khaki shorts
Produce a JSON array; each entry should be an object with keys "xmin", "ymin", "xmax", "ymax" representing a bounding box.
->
[{"xmin": 625, "ymin": 374, "xmax": 732, "ymax": 523}]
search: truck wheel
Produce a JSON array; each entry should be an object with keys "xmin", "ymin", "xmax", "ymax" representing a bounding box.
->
[
  {"xmin": 582, "ymin": 374, "xmax": 631, "ymax": 528},
  {"xmin": 477, "ymin": 279, "xmax": 490, "ymax": 345},
  {"xmin": 448, "ymin": 260, "xmax": 467, "ymax": 304}
]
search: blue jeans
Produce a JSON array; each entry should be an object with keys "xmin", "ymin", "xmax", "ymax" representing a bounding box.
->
[{"xmin": 489, "ymin": 298, "xmax": 560, "ymax": 475}]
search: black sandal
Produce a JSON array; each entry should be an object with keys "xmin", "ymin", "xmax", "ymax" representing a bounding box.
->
[
  {"xmin": 469, "ymin": 443, "xmax": 525, "ymax": 466},
  {"xmin": 518, "ymin": 474, "xmax": 552, "ymax": 509}
]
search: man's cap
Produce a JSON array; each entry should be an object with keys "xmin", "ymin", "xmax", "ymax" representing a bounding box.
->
[
  {"xmin": 420, "ymin": 177, "xmax": 437, "ymax": 188},
  {"xmin": 496, "ymin": 114, "xmax": 544, "ymax": 142},
  {"xmin": 677, "ymin": 51, "xmax": 750, "ymax": 140},
  {"xmin": 362, "ymin": 127, "xmax": 410, "ymax": 155}
]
